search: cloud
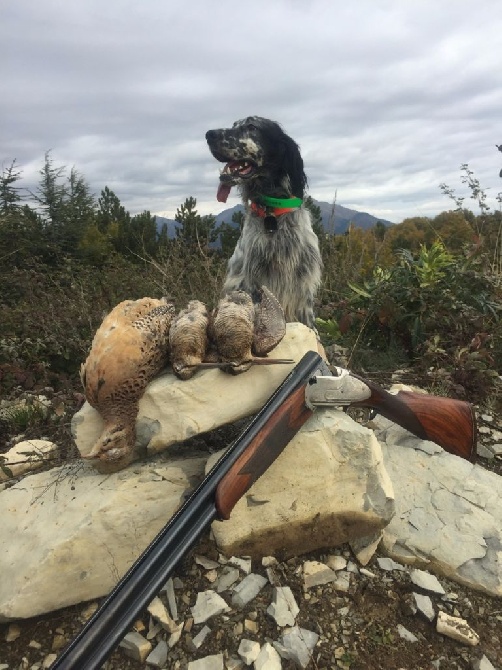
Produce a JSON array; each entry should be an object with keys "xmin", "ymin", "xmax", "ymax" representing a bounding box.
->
[{"xmin": 2, "ymin": 0, "xmax": 502, "ymax": 223}]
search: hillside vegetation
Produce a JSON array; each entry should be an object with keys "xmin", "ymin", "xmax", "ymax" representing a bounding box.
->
[{"xmin": 0, "ymin": 156, "xmax": 501, "ymax": 408}]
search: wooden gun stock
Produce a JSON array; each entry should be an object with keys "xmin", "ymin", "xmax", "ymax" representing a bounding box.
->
[{"xmin": 351, "ymin": 377, "xmax": 477, "ymax": 462}]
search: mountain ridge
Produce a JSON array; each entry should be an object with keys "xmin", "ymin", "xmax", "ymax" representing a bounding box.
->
[{"xmin": 155, "ymin": 199, "xmax": 394, "ymax": 238}]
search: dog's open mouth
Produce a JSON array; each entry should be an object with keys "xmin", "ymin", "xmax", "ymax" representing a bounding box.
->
[{"xmin": 217, "ymin": 160, "xmax": 256, "ymax": 203}]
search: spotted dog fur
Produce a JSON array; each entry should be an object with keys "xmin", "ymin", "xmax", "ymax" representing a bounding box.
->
[{"xmin": 205, "ymin": 116, "xmax": 322, "ymax": 329}]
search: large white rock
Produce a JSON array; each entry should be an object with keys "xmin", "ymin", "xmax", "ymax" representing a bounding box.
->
[
  {"xmin": 374, "ymin": 417, "xmax": 502, "ymax": 597},
  {"xmin": 72, "ymin": 323, "xmax": 319, "ymax": 459},
  {"xmin": 0, "ymin": 455, "xmax": 206, "ymax": 620},
  {"xmin": 207, "ymin": 410, "xmax": 395, "ymax": 559}
]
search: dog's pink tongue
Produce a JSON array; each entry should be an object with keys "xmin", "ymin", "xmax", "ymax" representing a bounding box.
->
[{"xmin": 217, "ymin": 182, "xmax": 232, "ymax": 203}]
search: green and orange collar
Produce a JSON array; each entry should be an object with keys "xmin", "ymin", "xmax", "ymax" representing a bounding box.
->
[{"xmin": 250, "ymin": 195, "xmax": 303, "ymax": 218}]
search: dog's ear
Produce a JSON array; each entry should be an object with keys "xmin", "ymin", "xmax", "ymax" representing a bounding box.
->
[{"xmin": 279, "ymin": 134, "xmax": 308, "ymax": 197}]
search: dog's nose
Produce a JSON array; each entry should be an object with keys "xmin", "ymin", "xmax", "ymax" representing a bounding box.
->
[{"xmin": 205, "ymin": 130, "xmax": 217, "ymax": 141}]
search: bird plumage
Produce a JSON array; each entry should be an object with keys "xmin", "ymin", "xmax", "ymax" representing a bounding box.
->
[{"xmin": 80, "ymin": 297, "xmax": 175, "ymax": 467}]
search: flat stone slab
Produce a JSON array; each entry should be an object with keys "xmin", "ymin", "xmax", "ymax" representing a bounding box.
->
[
  {"xmin": 0, "ymin": 455, "xmax": 206, "ymax": 620},
  {"xmin": 374, "ymin": 417, "xmax": 502, "ymax": 596}
]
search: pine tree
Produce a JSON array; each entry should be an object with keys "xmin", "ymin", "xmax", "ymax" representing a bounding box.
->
[{"xmin": 0, "ymin": 160, "xmax": 24, "ymax": 214}]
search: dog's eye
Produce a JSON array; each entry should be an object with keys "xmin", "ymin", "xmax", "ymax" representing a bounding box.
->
[{"xmin": 246, "ymin": 123, "xmax": 257, "ymax": 131}]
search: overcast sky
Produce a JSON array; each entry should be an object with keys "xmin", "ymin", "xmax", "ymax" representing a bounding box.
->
[{"xmin": 2, "ymin": 0, "xmax": 502, "ymax": 223}]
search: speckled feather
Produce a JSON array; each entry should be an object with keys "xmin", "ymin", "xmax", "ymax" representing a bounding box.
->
[
  {"xmin": 169, "ymin": 300, "xmax": 210, "ymax": 379},
  {"xmin": 80, "ymin": 297, "xmax": 175, "ymax": 464}
]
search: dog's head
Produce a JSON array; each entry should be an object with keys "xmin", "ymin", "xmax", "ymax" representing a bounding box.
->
[{"xmin": 205, "ymin": 116, "xmax": 307, "ymax": 202}]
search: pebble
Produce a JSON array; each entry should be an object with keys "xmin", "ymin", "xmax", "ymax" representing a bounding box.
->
[
  {"xmin": 396, "ymin": 624, "xmax": 418, "ymax": 642},
  {"xmin": 187, "ymin": 654, "xmax": 225, "ymax": 670},
  {"xmin": 5, "ymin": 623, "xmax": 21, "ymax": 642},
  {"xmin": 238, "ymin": 639, "xmax": 261, "ymax": 665},
  {"xmin": 472, "ymin": 654, "xmax": 497, "ymax": 670},
  {"xmin": 274, "ymin": 625, "xmax": 319, "ymax": 669},
  {"xmin": 188, "ymin": 625, "xmax": 211, "ymax": 651},
  {"xmin": 326, "ymin": 555, "xmax": 348, "ymax": 571},
  {"xmin": 411, "ymin": 569, "xmax": 446, "ymax": 595},
  {"xmin": 147, "ymin": 595, "xmax": 177, "ymax": 632},
  {"xmin": 118, "ymin": 631, "xmax": 152, "ymax": 662},
  {"xmin": 161, "ymin": 578, "xmax": 178, "ymax": 620},
  {"xmin": 414, "ymin": 593, "xmax": 435, "ymax": 622},
  {"xmin": 216, "ymin": 566, "xmax": 240, "ymax": 592},
  {"xmin": 377, "ymin": 557, "xmax": 406, "ymax": 571},
  {"xmin": 228, "ymin": 556, "xmax": 252, "ymax": 574},
  {"xmin": 231, "ymin": 573, "xmax": 267, "ymax": 608},
  {"xmin": 145, "ymin": 640, "xmax": 168, "ymax": 668},
  {"xmin": 254, "ymin": 642, "xmax": 282, "ymax": 669},
  {"xmin": 42, "ymin": 654, "xmax": 57, "ymax": 669},
  {"xmin": 436, "ymin": 611, "xmax": 480, "ymax": 646},
  {"xmin": 195, "ymin": 555, "xmax": 220, "ymax": 570},
  {"xmin": 266, "ymin": 586, "xmax": 300, "ymax": 626},
  {"xmin": 303, "ymin": 560, "xmax": 338, "ymax": 588},
  {"xmin": 191, "ymin": 590, "xmax": 230, "ymax": 624}
]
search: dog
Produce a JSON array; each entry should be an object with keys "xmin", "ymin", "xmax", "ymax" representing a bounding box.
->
[{"xmin": 205, "ymin": 116, "xmax": 322, "ymax": 330}]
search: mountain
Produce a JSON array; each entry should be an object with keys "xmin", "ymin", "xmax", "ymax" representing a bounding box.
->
[{"xmin": 154, "ymin": 200, "xmax": 393, "ymax": 238}]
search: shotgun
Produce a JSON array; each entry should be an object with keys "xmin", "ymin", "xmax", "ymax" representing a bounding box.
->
[{"xmin": 50, "ymin": 351, "xmax": 476, "ymax": 669}]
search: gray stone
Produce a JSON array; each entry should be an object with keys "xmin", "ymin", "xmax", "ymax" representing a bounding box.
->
[
  {"xmin": 188, "ymin": 625, "xmax": 211, "ymax": 651},
  {"xmin": 375, "ymin": 415, "xmax": 502, "ymax": 597},
  {"xmin": 325, "ymin": 555, "xmax": 347, "ymax": 572},
  {"xmin": 349, "ymin": 531, "xmax": 382, "ymax": 566},
  {"xmin": 167, "ymin": 622, "xmax": 183, "ymax": 648},
  {"xmin": 216, "ymin": 566, "xmax": 240, "ymax": 593},
  {"xmin": 0, "ymin": 439, "xmax": 58, "ymax": 482},
  {"xmin": 410, "ymin": 569, "xmax": 445, "ymax": 595},
  {"xmin": 145, "ymin": 640, "xmax": 168, "ymax": 668},
  {"xmin": 195, "ymin": 555, "xmax": 220, "ymax": 570},
  {"xmin": 273, "ymin": 626, "xmax": 319, "ymax": 669},
  {"xmin": 147, "ymin": 596, "xmax": 177, "ymax": 632},
  {"xmin": 0, "ymin": 456, "xmax": 206, "ymax": 620},
  {"xmin": 266, "ymin": 586, "xmax": 299, "ymax": 627},
  {"xmin": 413, "ymin": 593, "xmax": 435, "ymax": 621},
  {"xmin": 377, "ymin": 557, "xmax": 406, "ymax": 571},
  {"xmin": 162, "ymin": 578, "xmax": 178, "ymax": 620},
  {"xmin": 238, "ymin": 639, "xmax": 261, "ymax": 665},
  {"xmin": 333, "ymin": 571, "xmax": 351, "ymax": 593},
  {"xmin": 187, "ymin": 654, "xmax": 225, "ymax": 670},
  {"xmin": 472, "ymin": 654, "xmax": 497, "ymax": 670},
  {"xmin": 254, "ymin": 642, "xmax": 282, "ymax": 669},
  {"xmin": 119, "ymin": 631, "xmax": 152, "ymax": 662},
  {"xmin": 232, "ymin": 573, "xmax": 267, "ymax": 608},
  {"xmin": 191, "ymin": 590, "xmax": 230, "ymax": 624},
  {"xmin": 228, "ymin": 556, "xmax": 252, "ymax": 574},
  {"xmin": 396, "ymin": 624, "xmax": 418, "ymax": 642},
  {"xmin": 303, "ymin": 560, "xmax": 338, "ymax": 588}
]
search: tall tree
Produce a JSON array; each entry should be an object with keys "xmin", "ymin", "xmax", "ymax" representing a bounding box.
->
[
  {"xmin": 0, "ymin": 160, "xmax": 24, "ymax": 214},
  {"xmin": 175, "ymin": 197, "xmax": 217, "ymax": 249},
  {"xmin": 33, "ymin": 151, "xmax": 67, "ymax": 227}
]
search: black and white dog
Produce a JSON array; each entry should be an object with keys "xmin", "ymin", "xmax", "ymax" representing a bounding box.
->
[{"xmin": 205, "ymin": 116, "xmax": 322, "ymax": 329}]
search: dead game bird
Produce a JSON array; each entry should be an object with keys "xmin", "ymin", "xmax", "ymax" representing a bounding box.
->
[
  {"xmin": 210, "ymin": 286, "xmax": 288, "ymax": 374},
  {"xmin": 169, "ymin": 300, "xmax": 210, "ymax": 380},
  {"xmin": 80, "ymin": 297, "xmax": 175, "ymax": 466}
]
